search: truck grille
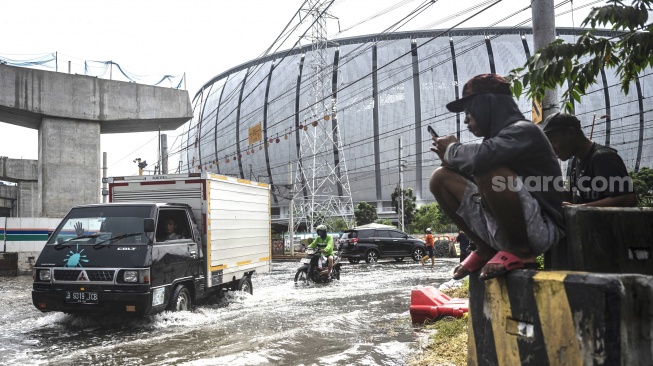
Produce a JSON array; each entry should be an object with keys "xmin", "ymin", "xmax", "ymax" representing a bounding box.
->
[
  {"xmin": 53, "ymin": 269, "xmax": 115, "ymax": 282},
  {"xmin": 87, "ymin": 270, "xmax": 115, "ymax": 281}
]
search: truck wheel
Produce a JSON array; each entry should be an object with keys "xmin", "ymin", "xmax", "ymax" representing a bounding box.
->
[
  {"xmin": 237, "ymin": 276, "xmax": 253, "ymax": 295},
  {"xmin": 168, "ymin": 284, "xmax": 192, "ymax": 312}
]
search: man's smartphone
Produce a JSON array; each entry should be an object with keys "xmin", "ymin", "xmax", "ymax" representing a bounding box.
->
[{"xmin": 427, "ymin": 125, "xmax": 439, "ymax": 138}]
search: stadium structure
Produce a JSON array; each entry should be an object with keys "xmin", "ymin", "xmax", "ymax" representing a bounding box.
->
[{"xmin": 180, "ymin": 27, "xmax": 653, "ymax": 224}]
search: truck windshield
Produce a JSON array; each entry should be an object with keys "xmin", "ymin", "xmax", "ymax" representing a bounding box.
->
[{"xmin": 48, "ymin": 206, "xmax": 152, "ymax": 245}]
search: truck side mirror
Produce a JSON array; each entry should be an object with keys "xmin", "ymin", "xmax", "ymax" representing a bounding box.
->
[{"xmin": 144, "ymin": 218, "xmax": 155, "ymax": 233}]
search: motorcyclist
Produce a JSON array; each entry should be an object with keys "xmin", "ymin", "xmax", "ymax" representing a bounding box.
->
[{"xmin": 308, "ymin": 224, "xmax": 334, "ymax": 276}]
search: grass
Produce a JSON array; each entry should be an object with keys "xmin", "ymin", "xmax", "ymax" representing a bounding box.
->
[{"xmin": 409, "ymin": 279, "xmax": 470, "ymax": 366}]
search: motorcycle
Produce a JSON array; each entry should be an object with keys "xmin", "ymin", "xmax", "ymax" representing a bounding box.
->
[{"xmin": 294, "ymin": 247, "xmax": 341, "ymax": 284}]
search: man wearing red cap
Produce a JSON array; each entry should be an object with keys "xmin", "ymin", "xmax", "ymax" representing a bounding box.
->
[{"xmin": 429, "ymin": 73, "xmax": 565, "ymax": 281}]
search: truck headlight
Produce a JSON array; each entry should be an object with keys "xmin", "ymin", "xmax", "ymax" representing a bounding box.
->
[
  {"xmin": 39, "ymin": 269, "xmax": 51, "ymax": 281},
  {"xmin": 123, "ymin": 270, "xmax": 138, "ymax": 283}
]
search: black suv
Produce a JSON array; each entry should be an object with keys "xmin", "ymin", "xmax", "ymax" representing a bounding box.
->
[{"xmin": 339, "ymin": 228, "xmax": 426, "ymax": 264}]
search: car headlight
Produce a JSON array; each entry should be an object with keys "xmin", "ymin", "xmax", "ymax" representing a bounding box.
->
[
  {"xmin": 123, "ymin": 270, "xmax": 138, "ymax": 283},
  {"xmin": 39, "ymin": 269, "xmax": 51, "ymax": 281}
]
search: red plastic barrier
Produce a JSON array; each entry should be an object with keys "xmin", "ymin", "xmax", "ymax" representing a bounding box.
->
[{"xmin": 410, "ymin": 286, "xmax": 469, "ymax": 324}]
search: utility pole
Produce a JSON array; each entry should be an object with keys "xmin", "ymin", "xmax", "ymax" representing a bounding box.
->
[
  {"xmin": 532, "ymin": 0, "xmax": 558, "ymax": 121},
  {"xmin": 157, "ymin": 127, "xmax": 161, "ymax": 175},
  {"xmin": 161, "ymin": 134, "xmax": 168, "ymax": 174},
  {"xmin": 399, "ymin": 137, "xmax": 405, "ymax": 232},
  {"xmin": 289, "ymin": 162, "xmax": 294, "ymax": 256},
  {"xmin": 102, "ymin": 152, "xmax": 108, "ymax": 203}
]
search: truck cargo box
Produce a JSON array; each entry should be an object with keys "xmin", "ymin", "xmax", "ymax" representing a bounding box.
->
[{"xmin": 109, "ymin": 173, "xmax": 271, "ymax": 287}]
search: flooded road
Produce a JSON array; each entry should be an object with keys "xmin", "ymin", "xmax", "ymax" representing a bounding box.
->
[{"xmin": 1, "ymin": 258, "xmax": 458, "ymax": 366}]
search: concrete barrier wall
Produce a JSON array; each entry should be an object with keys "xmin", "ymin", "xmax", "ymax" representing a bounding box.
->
[
  {"xmin": 548, "ymin": 206, "xmax": 653, "ymax": 275},
  {"xmin": 0, "ymin": 217, "xmax": 62, "ymax": 274},
  {"xmin": 468, "ymin": 270, "xmax": 653, "ymax": 366}
]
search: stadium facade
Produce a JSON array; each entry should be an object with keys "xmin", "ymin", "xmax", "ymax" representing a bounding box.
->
[{"xmin": 181, "ymin": 27, "xmax": 652, "ymax": 221}]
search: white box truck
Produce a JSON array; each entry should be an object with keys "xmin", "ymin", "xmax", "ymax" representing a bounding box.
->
[{"xmin": 32, "ymin": 173, "xmax": 271, "ymax": 316}]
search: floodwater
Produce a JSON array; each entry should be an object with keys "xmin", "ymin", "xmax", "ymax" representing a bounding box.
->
[{"xmin": 0, "ymin": 258, "xmax": 459, "ymax": 366}]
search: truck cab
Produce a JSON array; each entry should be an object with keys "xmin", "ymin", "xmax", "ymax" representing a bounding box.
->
[
  {"xmin": 32, "ymin": 202, "xmax": 204, "ymax": 316},
  {"xmin": 32, "ymin": 173, "xmax": 271, "ymax": 316}
]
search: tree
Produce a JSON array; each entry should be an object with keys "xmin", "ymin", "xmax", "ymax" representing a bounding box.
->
[
  {"xmin": 354, "ymin": 201, "xmax": 378, "ymax": 226},
  {"xmin": 413, "ymin": 203, "xmax": 457, "ymax": 233},
  {"xmin": 630, "ymin": 167, "xmax": 653, "ymax": 206},
  {"xmin": 507, "ymin": 0, "xmax": 653, "ymax": 113},
  {"xmin": 326, "ymin": 217, "xmax": 351, "ymax": 232},
  {"xmin": 413, "ymin": 203, "xmax": 440, "ymax": 233},
  {"xmin": 391, "ymin": 187, "xmax": 417, "ymax": 228},
  {"xmin": 375, "ymin": 218, "xmax": 394, "ymax": 226}
]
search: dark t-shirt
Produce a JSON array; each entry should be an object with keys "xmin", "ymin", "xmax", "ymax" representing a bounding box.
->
[
  {"xmin": 456, "ymin": 233, "xmax": 470, "ymax": 252},
  {"xmin": 569, "ymin": 143, "xmax": 633, "ymax": 204}
]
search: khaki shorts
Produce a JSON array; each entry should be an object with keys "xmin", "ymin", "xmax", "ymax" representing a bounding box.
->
[{"xmin": 455, "ymin": 178, "xmax": 560, "ymax": 255}]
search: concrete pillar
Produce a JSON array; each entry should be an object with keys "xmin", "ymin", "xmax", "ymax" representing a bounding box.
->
[
  {"xmin": 38, "ymin": 117, "xmax": 100, "ymax": 217},
  {"xmin": 17, "ymin": 181, "xmax": 38, "ymax": 217}
]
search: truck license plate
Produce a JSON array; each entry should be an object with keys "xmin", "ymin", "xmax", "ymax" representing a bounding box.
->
[
  {"xmin": 65, "ymin": 291, "xmax": 98, "ymax": 304},
  {"xmin": 300, "ymin": 258, "xmax": 311, "ymax": 264}
]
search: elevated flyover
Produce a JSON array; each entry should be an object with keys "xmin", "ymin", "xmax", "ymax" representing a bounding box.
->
[{"xmin": 0, "ymin": 64, "xmax": 193, "ymax": 217}]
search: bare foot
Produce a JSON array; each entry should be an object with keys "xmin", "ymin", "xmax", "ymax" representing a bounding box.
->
[{"xmin": 453, "ymin": 252, "xmax": 494, "ymax": 280}]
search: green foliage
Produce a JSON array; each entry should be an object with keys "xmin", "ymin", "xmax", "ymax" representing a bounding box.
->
[
  {"xmin": 375, "ymin": 218, "xmax": 394, "ymax": 226},
  {"xmin": 354, "ymin": 201, "xmax": 378, "ymax": 226},
  {"xmin": 391, "ymin": 187, "xmax": 417, "ymax": 227},
  {"xmin": 413, "ymin": 204, "xmax": 440, "ymax": 233},
  {"xmin": 629, "ymin": 167, "xmax": 653, "ymax": 206},
  {"xmin": 428, "ymin": 316, "xmax": 467, "ymax": 339},
  {"xmin": 412, "ymin": 203, "xmax": 456, "ymax": 233},
  {"xmin": 507, "ymin": 0, "xmax": 653, "ymax": 113},
  {"xmin": 326, "ymin": 217, "xmax": 352, "ymax": 231}
]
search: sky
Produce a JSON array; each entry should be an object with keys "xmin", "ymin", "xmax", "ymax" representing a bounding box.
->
[{"xmin": 0, "ymin": 0, "xmax": 595, "ymax": 177}]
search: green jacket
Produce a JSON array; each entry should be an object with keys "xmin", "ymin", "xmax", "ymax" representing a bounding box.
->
[{"xmin": 309, "ymin": 235, "xmax": 333, "ymax": 256}]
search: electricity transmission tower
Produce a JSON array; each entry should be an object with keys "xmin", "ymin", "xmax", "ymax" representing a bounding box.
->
[{"xmin": 293, "ymin": 0, "xmax": 354, "ymax": 233}]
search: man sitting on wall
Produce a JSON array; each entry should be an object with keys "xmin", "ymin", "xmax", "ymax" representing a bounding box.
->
[{"xmin": 540, "ymin": 113, "xmax": 637, "ymax": 207}]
